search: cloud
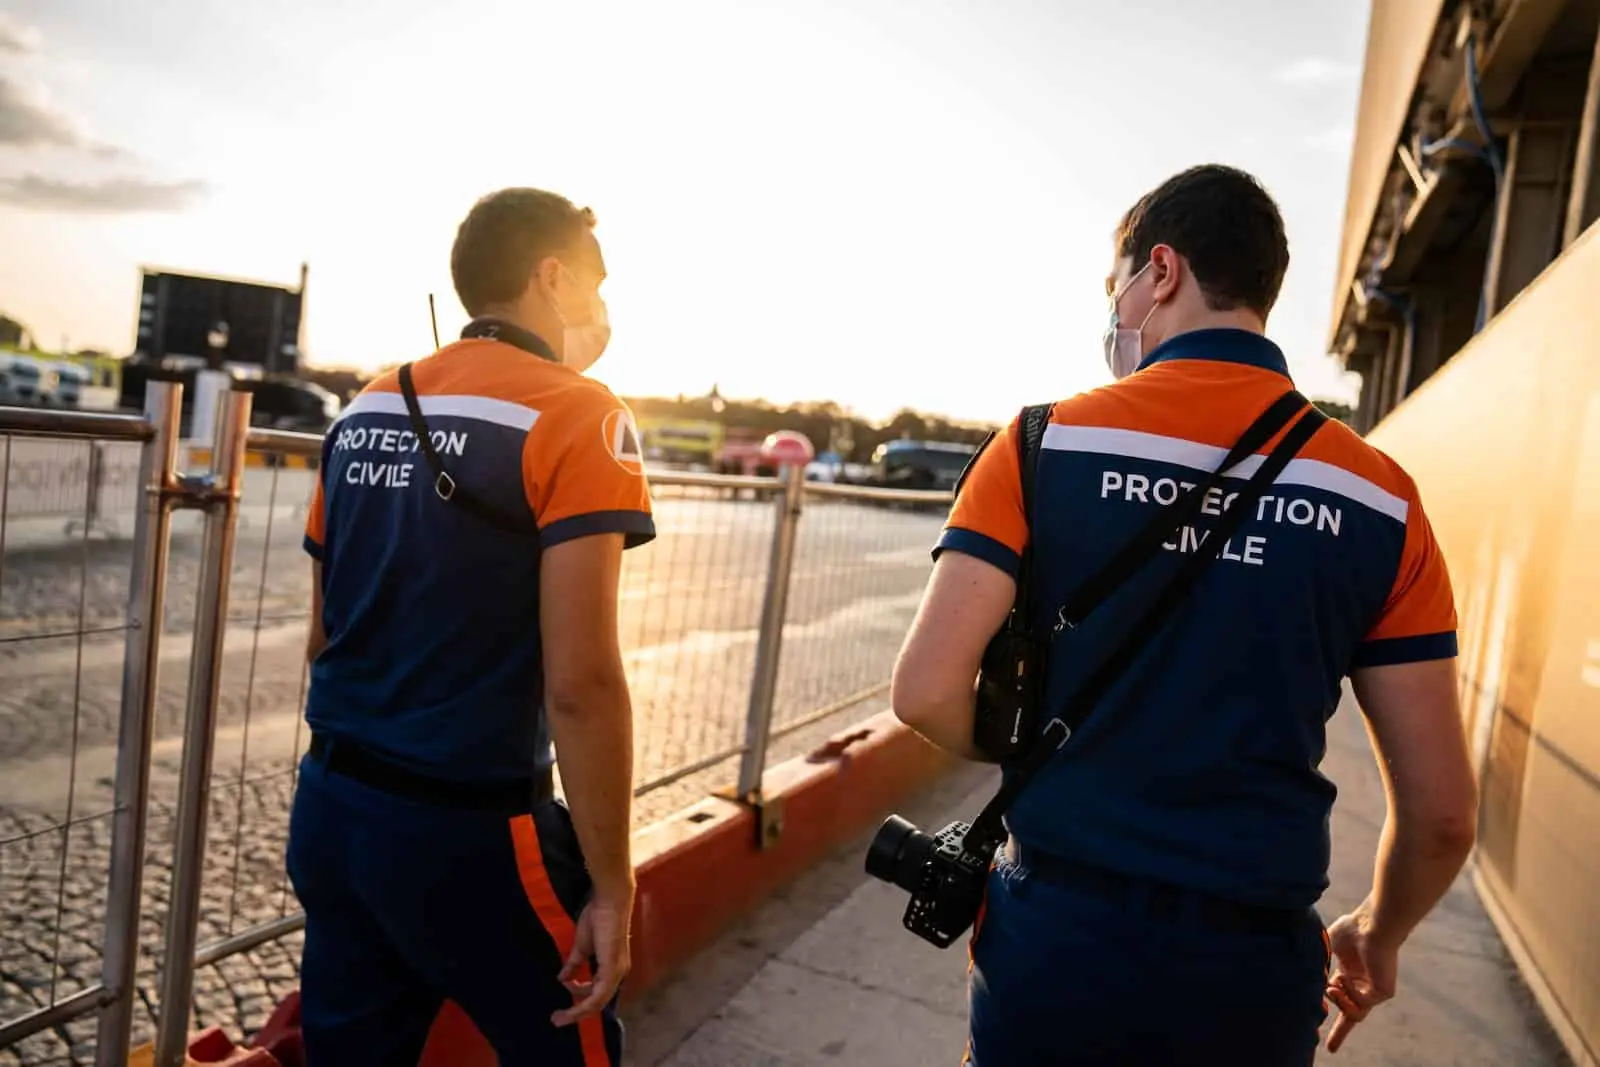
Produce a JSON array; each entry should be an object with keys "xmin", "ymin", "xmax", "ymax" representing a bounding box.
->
[
  {"xmin": 0, "ymin": 76, "xmax": 126, "ymax": 159},
  {"xmin": 0, "ymin": 13, "xmax": 41, "ymax": 54},
  {"xmin": 0, "ymin": 76, "xmax": 87, "ymax": 150},
  {"xmin": 1274, "ymin": 58, "xmax": 1358, "ymax": 86},
  {"xmin": 0, "ymin": 174, "xmax": 208, "ymax": 213},
  {"xmin": 0, "ymin": 77, "xmax": 189, "ymax": 210}
]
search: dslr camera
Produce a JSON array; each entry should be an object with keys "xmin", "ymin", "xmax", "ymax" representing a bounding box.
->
[{"xmin": 864, "ymin": 814, "xmax": 996, "ymax": 948}]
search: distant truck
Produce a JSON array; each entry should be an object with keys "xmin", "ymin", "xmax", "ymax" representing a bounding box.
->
[
  {"xmin": 868, "ymin": 439, "xmax": 977, "ymax": 492},
  {"xmin": 638, "ymin": 417, "xmax": 723, "ymax": 468}
]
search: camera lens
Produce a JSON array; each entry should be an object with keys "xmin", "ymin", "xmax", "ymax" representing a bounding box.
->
[{"xmin": 865, "ymin": 814, "xmax": 934, "ymax": 893}]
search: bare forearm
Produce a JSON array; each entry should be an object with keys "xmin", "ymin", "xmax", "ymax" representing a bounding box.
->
[
  {"xmin": 547, "ymin": 681, "xmax": 635, "ymax": 901},
  {"xmin": 894, "ymin": 689, "xmax": 987, "ymax": 762},
  {"xmin": 1365, "ymin": 812, "xmax": 1475, "ymax": 946}
]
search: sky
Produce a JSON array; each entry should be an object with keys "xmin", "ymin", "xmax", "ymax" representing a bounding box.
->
[{"xmin": 0, "ymin": 0, "xmax": 1370, "ymax": 424}]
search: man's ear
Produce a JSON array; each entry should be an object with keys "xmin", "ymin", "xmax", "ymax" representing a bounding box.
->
[
  {"xmin": 531, "ymin": 255, "xmax": 564, "ymax": 303},
  {"xmin": 1150, "ymin": 244, "xmax": 1183, "ymax": 304}
]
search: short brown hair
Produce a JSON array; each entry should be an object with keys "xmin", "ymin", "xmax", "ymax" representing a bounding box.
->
[
  {"xmin": 1115, "ymin": 165, "xmax": 1289, "ymax": 318},
  {"xmin": 450, "ymin": 188, "xmax": 596, "ymax": 316}
]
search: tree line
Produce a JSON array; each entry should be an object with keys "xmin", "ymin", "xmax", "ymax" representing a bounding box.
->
[
  {"xmin": 299, "ymin": 368, "xmax": 1353, "ymax": 464},
  {"xmin": 301, "ymin": 367, "xmax": 999, "ymax": 463}
]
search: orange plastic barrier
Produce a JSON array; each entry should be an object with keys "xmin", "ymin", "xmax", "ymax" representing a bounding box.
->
[
  {"xmin": 129, "ymin": 1028, "xmax": 281, "ymax": 1066},
  {"xmin": 186, "ymin": 1029, "xmax": 280, "ymax": 1065},
  {"xmin": 247, "ymin": 992, "xmax": 305, "ymax": 1067}
]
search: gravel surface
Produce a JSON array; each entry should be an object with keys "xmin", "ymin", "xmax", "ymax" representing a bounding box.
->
[{"xmin": 1, "ymin": 466, "xmax": 943, "ymax": 1065}]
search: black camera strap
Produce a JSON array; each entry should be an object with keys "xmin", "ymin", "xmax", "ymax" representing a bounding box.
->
[
  {"xmin": 965, "ymin": 392, "xmax": 1327, "ymax": 851},
  {"xmin": 397, "ymin": 362, "xmax": 535, "ymax": 536},
  {"xmin": 1007, "ymin": 402, "xmax": 1055, "ymax": 631}
]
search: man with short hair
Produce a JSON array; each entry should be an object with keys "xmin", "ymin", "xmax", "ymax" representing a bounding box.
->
[
  {"xmin": 291, "ymin": 186, "xmax": 648, "ymax": 1066},
  {"xmin": 892, "ymin": 164, "xmax": 1478, "ymax": 1065}
]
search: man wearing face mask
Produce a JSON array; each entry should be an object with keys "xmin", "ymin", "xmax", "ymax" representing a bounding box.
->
[
  {"xmin": 892, "ymin": 165, "xmax": 1476, "ymax": 1064},
  {"xmin": 290, "ymin": 187, "xmax": 650, "ymax": 1066}
]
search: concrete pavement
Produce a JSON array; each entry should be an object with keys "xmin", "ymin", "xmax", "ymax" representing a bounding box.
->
[{"xmin": 638, "ymin": 691, "xmax": 1572, "ymax": 1066}]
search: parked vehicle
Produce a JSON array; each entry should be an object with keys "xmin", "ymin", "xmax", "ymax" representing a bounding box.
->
[
  {"xmin": 868, "ymin": 439, "xmax": 977, "ymax": 492},
  {"xmin": 48, "ymin": 362, "xmax": 91, "ymax": 407},
  {"xmin": 0, "ymin": 353, "xmax": 55, "ymax": 405}
]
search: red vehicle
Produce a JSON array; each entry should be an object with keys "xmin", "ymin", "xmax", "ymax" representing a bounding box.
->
[{"xmin": 715, "ymin": 427, "xmax": 776, "ymax": 477}]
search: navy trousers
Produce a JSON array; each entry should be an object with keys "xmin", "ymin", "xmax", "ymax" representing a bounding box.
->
[
  {"xmin": 966, "ymin": 855, "xmax": 1329, "ymax": 1066},
  {"xmin": 286, "ymin": 754, "xmax": 622, "ymax": 1066}
]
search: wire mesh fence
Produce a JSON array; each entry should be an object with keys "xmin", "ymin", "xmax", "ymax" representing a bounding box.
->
[
  {"xmin": 175, "ymin": 450, "xmax": 318, "ymax": 1047},
  {"xmin": 619, "ymin": 481, "xmax": 778, "ymax": 804},
  {"xmin": 0, "ymin": 420, "xmax": 160, "ymax": 1067},
  {"xmin": 1, "ymin": 391, "xmax": 958, "ymax": 1066},
  {"xmin": 768, "ymin": 484, "xmax": 947, "ymax": 742},
  {"xmin": 0, "ymin": 439, "xmax": 141, "ymax": 538}
]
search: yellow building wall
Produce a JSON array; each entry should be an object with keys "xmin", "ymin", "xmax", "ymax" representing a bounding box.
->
[{"xmin": 1368, "ymin": 223, "xmax": 1600, "ymax": 1065}]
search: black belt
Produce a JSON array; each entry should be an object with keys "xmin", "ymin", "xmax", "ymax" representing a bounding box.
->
[
  {"xmin": 1007, "ymin": 841, "xmax": 1301, "ymax": 935},
  {"xmin": 308, "ymin": 733, "xmax": 554, "ymax": 813}
]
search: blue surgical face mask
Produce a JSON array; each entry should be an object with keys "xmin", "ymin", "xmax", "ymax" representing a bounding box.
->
[{"xmin": 1101, "ymin": 262, "xmax": 1157, "ymax": 380}]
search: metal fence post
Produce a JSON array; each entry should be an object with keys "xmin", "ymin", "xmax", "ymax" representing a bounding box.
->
[
  {"xmin": 94, "ymin": 381, "xmax": 183, "ymax": 1067},
  {"xmin": 65, "ymin": 441, "xmax": 106, "ymax": 539},
  {"xmin": 153, "ymin": 386, "xmax": 253, "ymax": 1067},
  {"xmin": 732, "ymin": 463, "xmax": 806, "ymax": 846}
]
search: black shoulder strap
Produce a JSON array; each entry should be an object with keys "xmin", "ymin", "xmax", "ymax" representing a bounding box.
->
[
  {"xmin": 1007, "ymin": 403, "xmax": 1054, "ymax": 626},
  {"xmin": 397, "ymin": 362, "xmax": 535, "ymax": 536},
  {"xmin": 966, "ymin": 394, "xmax": 1327, "ymax": 850}
]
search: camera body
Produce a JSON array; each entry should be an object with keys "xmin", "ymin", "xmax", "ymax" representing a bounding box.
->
[
  {"xmin": 865, "ymin": 816, "xmax": 996, "ymax": 949},
  {"xmin": 973, "ymin": 628, "xmax": 1045, "ymax": 762}
]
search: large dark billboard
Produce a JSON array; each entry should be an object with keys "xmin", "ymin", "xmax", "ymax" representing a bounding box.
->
[{"xmin": 134, "ymin": 268, "xmax": 303, "ymax": 373}]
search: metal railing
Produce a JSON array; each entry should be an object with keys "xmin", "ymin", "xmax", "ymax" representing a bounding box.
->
[{"xmin": 0, "ymin": 385, "xmax": 952, "ymax": 1067}]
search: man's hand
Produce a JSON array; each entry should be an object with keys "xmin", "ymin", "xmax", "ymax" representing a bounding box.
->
[
  {"xmin": 552, "ymin": 894, "xmax": 633, "ymax": 1027},
  {"xmin": 1323, "ymin": 906, "xmax": 1399, "ymax": 1053}
]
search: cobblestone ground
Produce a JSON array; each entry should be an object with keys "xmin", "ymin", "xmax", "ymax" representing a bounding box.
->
[{"xmin": 2, "ymin": 484, "xmax": 943, "ymax": 1065}]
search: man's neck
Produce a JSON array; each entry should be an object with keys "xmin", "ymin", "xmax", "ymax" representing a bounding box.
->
[
  {"xmin": 471, "ymin": 306, "xmax": 563, "ymax": 361},
  {"xmin": 1156, "ymin": 308, "xmax": 1265, "ymax": 342}
]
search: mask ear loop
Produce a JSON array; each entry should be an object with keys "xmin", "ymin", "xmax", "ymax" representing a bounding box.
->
[
  {"xmin": 1110, "ymin": 260, "xmax": 1153, "ymax": 317},
  {"xmin": 1132, "ymin": 263, "xmax": 1163, "ymax": 352},
  {"xmin": 551, "ymin": 262, "xmax": 581, "ymax": 331}
]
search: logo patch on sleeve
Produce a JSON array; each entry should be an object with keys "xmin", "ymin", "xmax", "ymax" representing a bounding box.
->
[{"xmin": 601, "ymin": 408, "xmax": 644, "ymax": 472}]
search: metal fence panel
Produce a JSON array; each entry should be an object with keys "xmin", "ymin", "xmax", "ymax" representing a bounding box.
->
[
  {"xmin": 165, "ymin": 438, "xmax": 321, "ymax": 1046},
  {"xmin": 767, "ymin": 484, "xmax": 948, "ymax": 741},
  {"xmin": 3, "ymin": 402, "xmax": 955, "ymax": 1065},
  {"xmin": 620, "ymin": 480, "xmax": 778, "ymax": 814},
  {"xmin": 0, "ymin": 399, "xmax": 174, "ymax": 1067},
  {"xmin": 1, "ymin": 439, "xmax": 142, "ymax": 532},
  {"xmin": 0, "ymin": 433, "xmax": 126, "ymax": 1061}
]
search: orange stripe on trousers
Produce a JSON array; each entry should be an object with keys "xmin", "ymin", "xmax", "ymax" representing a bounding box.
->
[{"xmin": 510, "ymin": 814, "xmax": 611, "ymax": 1066}]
